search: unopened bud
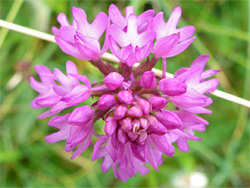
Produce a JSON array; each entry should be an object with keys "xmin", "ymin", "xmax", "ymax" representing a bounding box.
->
[
  {"xmin": 104, "ymin": 72, "xmax": 124, "ymax": 90},
  {"xmin": 97, "ymin": 94, "xmax": 116, "ymax": 110},
  {"xmin": 148, "ymin": 96, "xmax": 168, "ymax": 110},
  {"xmin": 159, "ymin": 78, "xmax": 187, "ymax": 96},
  {"xmin": 140, "ymin": 71, "xmax": 156, "ymax": 89},
  {"xmin": 118, "ymin": 90, "xmax": 133, "ymax": 105}
]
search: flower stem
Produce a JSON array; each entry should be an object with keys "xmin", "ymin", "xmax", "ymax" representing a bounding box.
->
[
  {"xmin": 90, "ymin": 58, "xmax": 116, "ymax": 76},
  {"xmin": 133, "ymin": 56, "xmax": 159, "ymax": 77},
  {"xmin": 162, "ymin": 58, "xmax": 166, "ymax": 78}
]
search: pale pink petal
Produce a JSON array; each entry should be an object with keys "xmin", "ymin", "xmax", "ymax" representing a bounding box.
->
[
  {"xmin": 72, "ymin": 7, "xmax": 88, "ymax": 33},
  {"xmin": 125, "ymin": 6, "xmax": 134, "ymax": 18},
  {"xmin": 166, "ymin": 7, "xmax": 182, "ymax": 33},
  {"xmin": 127, "ymin": 14, "xmax": 138, "ymax": 37},
  {"xmin": 153, "ymin": 12, "xmax": 167, "ymax": 39},
  {"xmin": 57, "ymin": 13, "xmax": 70, "ymax": 26},
  {"xmin": 108, "ymin": 4, "xmax": 126, "ymax": 28},
  {"xmin": 109, "ymin": 24, "xmax": 128, "ymax": 47},
  {"xmin": 90, "ymin": 12, "xmax": 108, "ymax": 39}
]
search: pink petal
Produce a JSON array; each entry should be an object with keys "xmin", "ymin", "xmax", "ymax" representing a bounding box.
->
[
  {"xmin": 72, "ymin": 7, "xmax": 88, "ymax": 33},
  {"xmin": 153, "ymin": 12, "xmax": 167, "ymax": 40},
  {"xmin": 137, "ymin": 30, "xmax": 156, "ymax": 48},
  {"xmin": 53, "ymin": 85, "xmax": 70, "ymax": 96},
  {"xmin": 118, "ymin": 168, "xmax": 131, "ymax": 182},
  {"xmin": 53, "ymin": 68, "xmax": 71, "ymax": 86},
  {"xmin": 50, "ymin": 101, "xmax": 67, "ymax": 113},
  {"xmin": 38, "ymin": 109, "xmax": 59, "ymax": 119},
  {"xmin": 106, "ymin": 138, "xmax": 117, "ymax": 161},
  {"xmin": 69, "ymin": 74, "xmax": 91, "ymax": 88},
  {"xmin": 48, "ymin": 114, "xmax": 71, "ymax": 128},
  {"xmin": 102, "ymin": 155, "xmax": 113, "ymax": 172},
  {"xmin": 92, "ymin": 136, "xmax": 108, "ymax": 161},
  {"xmin": 55, "ymin": 37, "xmax": 83, "ymax": 59},
  {"xmin": 74, "ymin": 36, "xmax": 99, "ymax": 60},
  {"xmin": 190, "ymin": 54, "xmax": 210, "ymax": 70},
  {"xmin": 90, "ymin": 12, "xmax": 108, "ymax": 39},
  {"xmin": 71, "ymin": 133, "xmax": 92, "ymax": 159},
  {"xmin": 127, "ymin": 14, "xmax": 138, "ymax": 37},
  {"xmin": 176, "ymin": 26, "xmax": 195, "ymax": 42},
  {"xmin": 30, "ymin": 77, "xmax": 48, "ymax": 93},
  {"xmin": 109, "ymin": 36, "xmax": 122, "ymax": 61},
  {"xmin": 59, "ymin": 26, "xmax": 76, "ymax": 43},
  {"xmin": 45, "ymin": 130, "xmax": 69, "ymax": 143},
  {"xmin": 121, "ymin": 45, "xmax": 133, "ymax": 60},
  {"xmin": 145, "ymin": 140, "xmax": 158, "ymax": 171},
  {"xmin": 52, "ymin": 26, "xmax": 59, "ymax": 36},
  {"xmin": 61, "ymin": 85, "xmax": 90, "ymax": 103},
  {"xmin": 166, "ymin": 36, "xmax": 196, "ymax": 58},
  {"xmin": 151, "ymin": 135, "xmax": 175, "ymax": 157},
  {"xmin": 138, "ymin": 9, "xmax": 155, "ymax": 33},
  {"xmin": 57, "ymin": 13, "xmax": 70, "ymax": 26},
  {"xmin": 66, "ymin": 61, "xmax": 78, "ymax": 75},
  {"xmin": 176, "ymin": 138, "xmax": 189, "ymax": 152},
  {"xmin": 109, "ymin": 24, "xmax": 129, "ymax": 47},
  {"xmin": 183, "ymin": 106, "xmax": 212, "ymax": 114},
  {"xmin": 201, "ymin": 69, "xmax": 220, "ymax": 81},
  {"xmin": 154, "ymin": 33, "xmax": 180, "ymax": 58},
  {"xmin": 171, "ymin": 88, "xmax": 209, "ymax": 108},
  {"xmin": 75, "ymin": 32, "xmax": 100, "ymax": 53},
  {"xmin": 125, "ymin": 6, "xmax": 134, "ymax": 18},
  {"xmin": 31, "ymin": 97, "xmax": 42, "ymax": 108},
  {"xmin": 195, "ymin": 78, "xmax": 219, "ymax": 94},
  {"xmin": 166, "ymin": 7, "xmax": 182, "ymax": 33},
  {"xmin": 108, "ymin": 4, "xmax": 126, "ymax": 28},
  {"xmin": 36, "ymin": 94, "xmax": 61, "ymax": 107}
]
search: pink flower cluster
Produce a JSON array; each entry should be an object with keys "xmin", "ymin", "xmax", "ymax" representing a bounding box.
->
[{"xmin": 31, "ymin": 4, "xmax": 219, "ymax": 181}]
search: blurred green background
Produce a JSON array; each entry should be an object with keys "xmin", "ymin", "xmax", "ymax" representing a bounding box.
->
[{"xmin": 0, "ymin": 0, "xmax": 249, "ymax": 187}]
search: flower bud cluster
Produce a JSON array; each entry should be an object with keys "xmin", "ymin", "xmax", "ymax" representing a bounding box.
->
[{"xmin": 30, "ymin": 4, "xmax": 219, "ymax": 181}]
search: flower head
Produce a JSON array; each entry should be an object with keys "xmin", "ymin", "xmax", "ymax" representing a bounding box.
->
[{"xmin": 31, "ymin": 5, "xmax": 219, "ymax": 181}]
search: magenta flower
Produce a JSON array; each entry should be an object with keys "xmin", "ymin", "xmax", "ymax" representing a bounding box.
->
[
  {"xmin": 30, "ymin": 5, "xmax": 220, "ymax": 182},
  {"xmin": 52, "ymin": 7, "xmax": 108, "ymax": 60},
  {"xmin": 109, "ymin": 13, "xmax": 155, "ymax": 66},
  {"xmin": 152, "ymin": 7, "xmax": 196, "ymax": 58},
  {"xmin": 171, "ymin": 55, "xmax": 219, "ymax": 113},
  {"xmin": 109, "ymin": 4, "xmax": 154, "ymax": 33},
  {"xmin": 30, "ymin": 61, "xmax": 91, "ymax": 119}
]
